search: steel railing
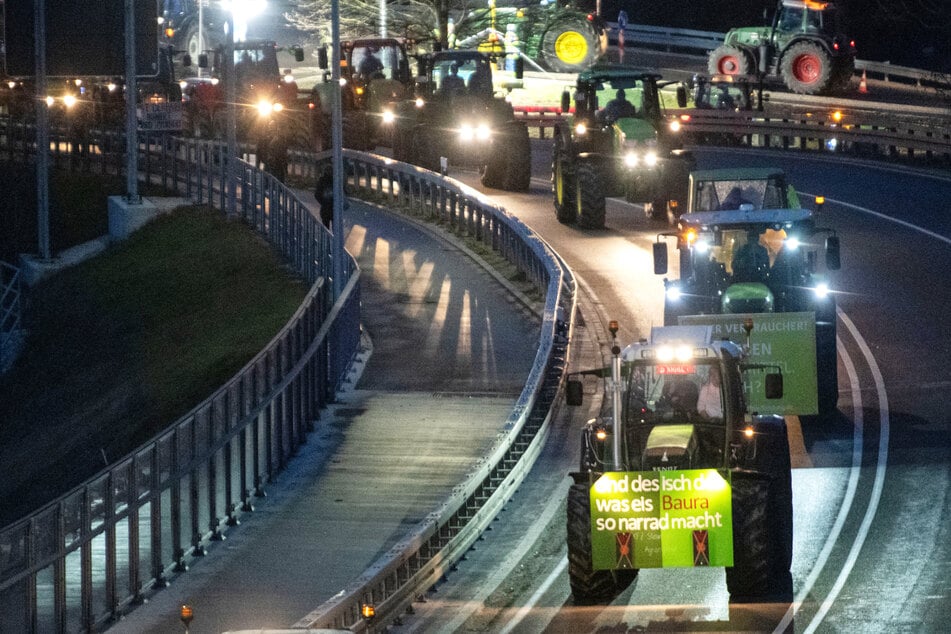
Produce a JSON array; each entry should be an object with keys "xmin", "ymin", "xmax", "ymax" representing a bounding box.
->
[
  {"xmin": 287, "ymin": 150, "xmax": 577, "ymax": 631},
  {"xmin": 0, "ymin": 260, "xmax": 21, "ymax": 374},
  {"xmin": 0, "ymin": 134, "xmax": 362, "ymax": 633}
]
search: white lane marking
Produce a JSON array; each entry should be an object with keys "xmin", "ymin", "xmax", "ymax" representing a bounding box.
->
[
  {"xmin": 773, "ymin": 325, "xmax": 864, "ymax": 633},
  {"xmin": 801, "ymin": 192, "xmax": 951, "ymax": 246},
  {"xmin": 802, "ymin": 309, "xmax": 890, "ymax": 633},
  {"xmin": 498, "ymin": 558, "xmax": 568, "ymax": 634}
]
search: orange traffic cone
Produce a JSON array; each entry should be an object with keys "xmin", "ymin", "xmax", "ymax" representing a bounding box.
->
[{"xmin": 858, "ymin": 69, "xmax": 868, "ymax": 93}]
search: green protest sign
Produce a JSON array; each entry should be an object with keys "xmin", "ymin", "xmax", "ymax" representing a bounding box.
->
[
  {"xmin": 678, "ymin": 312, "xmax": 818, "ymax": 415},
  {"xmin": 590, "ymin": 470, "xmax": 733, "ymax": 570}
]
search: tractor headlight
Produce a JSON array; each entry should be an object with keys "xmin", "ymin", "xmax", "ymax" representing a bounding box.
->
[
  {"xmin": 813, "ymin": 282, "xmax": 830, "ymax": 298},
  {"xmin": 624, "ymin": 152, "xmax": 638, "ymax": 167},
  {"xmin": 574, "ymin": 122, "xmax": 587, "ymax": 135},
  {"xmin": 62, "ymin": 94, "xmax": 77, "ymax": 109},
  {"xmin": 668, "ymin": 119, "xmax": 682, "ymax": 132},
  {"xmin": 415, "ymin": 97, "xmax": 425, "ymax": 108},
  {"xmin": 644, "ymin": 151, "xmax": 659, "ymax": 167},
  {"xmin": 459, "ymin": 123, "xmax": 475, "ymax": 141},
  {"xmin": 475, "ymin": 122, "xmax": 491, "ymax": 141},
  {"xmin": 257, "ymin": 99, "xmax": 275, "ymax": 117},
  {"xmin": 666, "ymin": 285, "xmax": 682, "ymax": 302},
  {"xmin": 381, "ymin": 109, "xmax": 395, "ymax": 124}
]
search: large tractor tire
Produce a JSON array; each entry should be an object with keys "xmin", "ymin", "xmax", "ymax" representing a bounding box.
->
[
  {"xmin": 182, "ymin": 24, "xmax": 216, "ymax": 63},
  {"xmin": 481, "ymin": 154, "xmax": 506, "ymax": 189},
  {"xmin": 412, "ymin": 126, "xmax": 442, "ymax": 173},
  {"xmin": 343, "ymin": 113, "xmax": 374, "ymax": 151},
  {"xmin": 829, "ymin": 57, "xmax": 856, "ymax": 94},
  {"xmin": 552, "ymin": 134, "xmax": 577, "ymax": 224},
  {"xmin": 816, "ymin": 308, "xmax": 839, "ymax": 416},
  {"xmin": 392, "ymin": 123, "xmax": 413, "ymax": 163},
  {"xmin": 567, "ymin": 481, "xmax": 638, "ymax": 604},
  {"xmin": 708, "ymin": 45, "xmax": 752, "ymax": 76},
  {"xmin": 501, "ymin": 123, "xmax": 532, "ymax": 192},
  {"xmin": 726, "ymin": 425, "xmax": 794, "ymax": 601},
  {"xmin": 541, "ymin": 21, "xmax": 602, "ymax": 73},
  {"xmin": 575, "ymin": 161, "xmax": 606, "ymax": 229},
  {"xmin": 781, "ymin": 42, "xmax": 833, "ymax": 95}
]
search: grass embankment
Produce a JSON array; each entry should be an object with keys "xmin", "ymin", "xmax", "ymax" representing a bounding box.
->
[{"xmin": 0, "ymin": 206, "xmax": 308, "ymax": 527}]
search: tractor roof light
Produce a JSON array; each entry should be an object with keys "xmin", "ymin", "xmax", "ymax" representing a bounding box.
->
[{"xmin": 683, "ymin": 228, "xmax": 698, "ymax": 245}]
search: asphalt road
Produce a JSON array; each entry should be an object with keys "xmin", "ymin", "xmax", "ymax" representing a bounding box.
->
[{"xmin": 395, "ymin": 145, "xmax": 951, "ymax": 632}]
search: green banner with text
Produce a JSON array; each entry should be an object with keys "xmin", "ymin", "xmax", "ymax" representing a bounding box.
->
[
  {"xmin": 590, "ymin": 470, "xmax": 733, "ymax": 570},
  {"xmin": 678, "ymin": 312, "xmax": 818, "ymax": 415}
]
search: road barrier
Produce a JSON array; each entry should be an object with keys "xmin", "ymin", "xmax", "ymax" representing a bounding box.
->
[
  {"xmin": 0, "ymin": 135, "xmax": 362, "ymax": 633},
  {"xmin": 0, "ymin": 261, "xmax": 21, "ymax": 373}
]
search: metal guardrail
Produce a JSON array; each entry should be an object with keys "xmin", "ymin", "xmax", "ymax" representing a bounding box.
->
[
  {"xmin": 513, "ymin": 105, "xmax": 950, "ymax": 163},
  {"xmin": 289, "ymin": 151, "xmax": 577, "ymax": 630},
  {"xmin": 0, "ymin": 260, "xmax": 21, "ymax": 373},
  {"xmin": 612, "ymin": 22, "xmax": 947, "ymax": 88},
  {"xmin": 0, "ymin": 135, "xmax": 362, "ymax": 633}
]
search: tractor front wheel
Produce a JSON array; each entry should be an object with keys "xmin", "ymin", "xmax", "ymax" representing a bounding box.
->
[
  {"xmin": 541, "ymin": 21, "xmax": 602, "ymax": 73},
  {"xmin": 708, "ymin": 45, "xmax": 752, "ymax": 76},
  {"xmin": 575, "ymin": 162, "xmax": 606, "ymax": 229},
  {"xmin": 567, "ymin": 482, "xmax": 638, "ymax": 604}
]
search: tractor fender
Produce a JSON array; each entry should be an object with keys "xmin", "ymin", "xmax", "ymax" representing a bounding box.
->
[{"xmin": 778, "ymin": 36, "xmax": 839, "ymax": 62}]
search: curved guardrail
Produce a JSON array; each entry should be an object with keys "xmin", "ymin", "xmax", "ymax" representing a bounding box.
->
[
  {"xmin": 0, "ymin": 136, "xmax": 362, "ymax": 633},
  {"xmin": 0, "ymin": 261, "xmax": 21, "ymax": 373},
  {"xmin": 287, "ymin": 151, "xmax": 577, "ymax": 630}
]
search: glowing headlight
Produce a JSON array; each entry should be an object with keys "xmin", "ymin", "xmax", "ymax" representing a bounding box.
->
[
  {"xmin": 283, "ymin": 73, "xmax": 295, "ymax": 84},
  {"xmin": 257, "ymin": 100, "xmax": 274, "ymax": 116},
  {"xmin": 624, "ymin": 152, "xmax": 638, "ymax": 167},
  {"xmin": 381, "ymin": 109, "xmax": 395, "ymax": 124},
  {"xmin": 415, "ymin": 97, "xmax": 425, "ymax": 108},
  {"xmin": 45, "ymin": 96, "xmax": 54, "ymax": 107},
  {"xmin": 668, "ymin": 119, "xmax": 682, "ymax": 132},
  {"xmin": 666, "ymin": 285, "xmax": 682, "ymax": 301},
  {"xmin": 813, "ymin": 282, "xmax": 830, "ymax": 298},
  {"xmin": 694, "ymin": 239, "xmax": 711, "ymax": 254},
  {"xmin": 574, "ymin": 122, "xmax": 587, "ymax": 135},
  {"xmin": 459, "ymin": 123, "xmax": 475, "ymax": 141},
  {"xmin": 786, "ymin": 237, "xmax": 800, "ymax": 250},
  {"xmin": 476, "ymin": 123, "xmax": 491, "ymax": 141},
  {"xmin": 62, "ymin": 94, "xmax": 77, "ymax": 109},
  {"xmin": 644, "ymin": 152, "xmax": 659, "ymax": 167}
]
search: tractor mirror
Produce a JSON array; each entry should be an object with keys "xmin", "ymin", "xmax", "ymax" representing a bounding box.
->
[
  {"xmin": 765, "ymin": 372, "xmax": 784, "ymax": 399},
  {"xmin": 182, "ymin": 53, "xmax": 192, "ymax": 68},
  {"xmin": 514, "ymin": 57, "xmax": 524, "ymax": 80},
  {"xmin": 826, "ymin": 235, "xmax": 841, "ymax": 270},
  {"xmin": 758, "ymin": 45, "xmax": 770, "ymax": 75},
  {"xmin": 566, "ymin": 379, "xmax": 584, "ymax": 406},
  {"xmin": 294, "ymin": 46, "xmax": 305, "ymax": 62},
  {"xmin": 197, "ymin": 53, "xmax": 208, "ymax": 69},
  {"xmin": 317, "ymin": 46, "xmax": 328, "ymax": 70},
  {"xmin": 561, "ymin": 90, "xmax": 571, "ymax": 114},
  {"xmin": 676, "ymin": 84, "xmax": 687, "ymax": 108},
  {"xmin": 653, "ymin": 242, "xmax": 668, "ymax": 275}
]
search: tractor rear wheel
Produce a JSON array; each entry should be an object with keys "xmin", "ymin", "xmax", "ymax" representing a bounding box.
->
[
  {"xmin": 781, "ymin": 42, "xmax": 833, "ymax": 95},
  {"xmin": 541, "ymin": 21, "xmax": 602, "ymax": 72},
  {"xmin": 708, "ymin": 45, "xmax": 752, "ymax": 76},
  {"xmin": 567, "ymin": 482, "xmax": 638, "ymax": 604},
  {"xmin": 575, "ymin": 162, "xmax": 606, "ymax": 229},
  {"xmin": 412, "ymin": 126, "xmax": 442, "ymax": 173}
]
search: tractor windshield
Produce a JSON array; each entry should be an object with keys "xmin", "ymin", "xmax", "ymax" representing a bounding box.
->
[
  {"xmin": 351, "ymin": 44, "xmax": 407, "ymax": 81},
  {"xmin": 692, "ymin": 175, "xmax": 794, "ymax": 211},
  {"xmin": 431, "ymin": 55, "xmax": 494, "ymax": 98},
  {"xmin": 622, "ymin": 361, "xmax": 724, "ymax": 424}
]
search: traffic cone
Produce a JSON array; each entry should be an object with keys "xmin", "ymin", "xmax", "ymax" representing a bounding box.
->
[{"xmin": 858, "ymin": 69, "xmax": 868, "ymax": 94}]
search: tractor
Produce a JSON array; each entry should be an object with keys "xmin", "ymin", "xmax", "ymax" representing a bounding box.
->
[
  {"xmin": 565, "ymin": 322, "xmax": 793, "ymax": 604},
  {"xmin": 390, "ymin": 50, "xmax": 531, "ymax": 192},
  {"xmin": 652, "ymin": 196, "xmax": 841, "ymax": 415},
  {"xmin": 708, "ymin": 0, "xmax": 856, "ymax": 95},
  {"xmin": 551, "ymin": 64, "xmax": 694, "ymax": 228},
  {"xmin": 310, "ymin": 38, "xmax": 417, "ymax": 151}
]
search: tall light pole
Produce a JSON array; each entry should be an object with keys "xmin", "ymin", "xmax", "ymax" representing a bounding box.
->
[
  {"xmin": 34, "ymin": 0, "xmax": 50, "ymax": 260},
  {"xmin": 331, "ymin": 0, "xmax": 345, "ymax": 300},
  {"xmin": 124, "ymin": 0, "xmax": 140, "ymax": 204}
]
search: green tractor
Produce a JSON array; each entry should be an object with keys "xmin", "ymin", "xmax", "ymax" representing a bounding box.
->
[
  {"xmin": 551, "ymin": 64, "xmax": 694, "ymax": 228},
  {"xmin": 391, "ymin": 50, "xmax": 531, "ymax": 192},
  {"xmin": 310, "ymin": 38, "xmax": 417, "ymax": 151},
  {"xmin": 452, "ymin": 1, "xmax": 608, "ymax": 73},
  {"xmin": 564, "ymin": 322, "xmax": 793, "ymax": 604},
  {"xmin": 708, "ymin": 0, "xmax": 856, "ymax": 95},
  {"xmin": 652, "ymin": 194, "xmax": 841, "ymax": 415}
]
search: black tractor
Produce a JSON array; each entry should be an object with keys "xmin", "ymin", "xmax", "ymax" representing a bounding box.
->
[{"xmin": 392, "ymin": 50, "xmax": 531, "ymax": 192}]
